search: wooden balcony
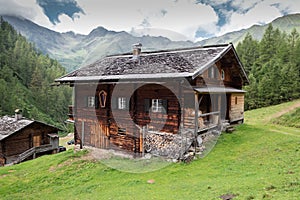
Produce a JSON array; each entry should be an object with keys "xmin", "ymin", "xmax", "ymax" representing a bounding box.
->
[{"xmin": 14, "ymin": 144, "xmax": 58, "ymax": 164}]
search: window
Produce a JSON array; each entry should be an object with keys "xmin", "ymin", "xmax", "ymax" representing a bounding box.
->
[
  {"xmin": 221, "ymin": 69, "xmax": 225, "ymax": 80},
  {"xmin": 152, "ymin": 99, "xmax": 163, "ymax": 113},
  {"xmin": 235, "ymin": 96, "xmax": 238, "ymax": 105},
  {"xmin": 208, "ymin": 66, "xmax": 218, "ymax": 79},
  {"xmin": 118, "ymin": 97, "xmax": 127, "ymax": 110},
  {"xmin": 87, "ymin": 96, "xmax": 95, "ymax": 107}
]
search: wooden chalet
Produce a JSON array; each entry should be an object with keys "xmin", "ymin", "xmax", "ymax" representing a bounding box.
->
[
  {"xmin": 0, "ymin": 113, "xmax": 60, "ymax": 166},
  {"xmin": 56, "ymin": 43, "xmax": 249, "ymax": 159}
]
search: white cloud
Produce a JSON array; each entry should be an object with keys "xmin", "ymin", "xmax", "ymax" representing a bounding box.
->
[
  {"xmin": 219, "ymin": 0, "xmax": 283, "ymax": 36},
  {"xmin": 1, "ymin": 0, "xmax": 300, "ymax": 42},
  {"xmin": 0, "ymin": 0, "xmax": 53, "ymax": 28},
  {"xmin": 45, "ymin": 0, "xmax": 219, "ymax": 41}
]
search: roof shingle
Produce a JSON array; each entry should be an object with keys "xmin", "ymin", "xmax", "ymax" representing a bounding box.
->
[{"xmin": 56, "ymin": 44, "xmax": 231, "ymax": 82}]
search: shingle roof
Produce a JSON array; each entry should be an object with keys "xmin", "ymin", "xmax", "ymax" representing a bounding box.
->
[
  {"xmin": 0, "ymin": 116, "xmax": 60, "ymax": 141},
  {"xmin": 56, "ymin": 44, "xmax": 248, "ymax": 83},
  {"xmin": 0, "ymin": 116, "xmax": 33, "ymax": 140}
]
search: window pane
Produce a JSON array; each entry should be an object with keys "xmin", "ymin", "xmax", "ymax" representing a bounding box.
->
[
  {"xmin": 152, "ymin": 99, "xmax": 163, "ymax": 113},
  {"xmin": 88, "ymin": 96, "xmax": 95, "ymax": 107},
  {"xmin": 118, "ymin": 97, "xmax": 126, "ymax": 109}
]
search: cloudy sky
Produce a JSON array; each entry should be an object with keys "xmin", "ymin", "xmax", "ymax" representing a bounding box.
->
[{"xmin": 0, "ymin": 0, "xmax": 299, "ymax": 41}]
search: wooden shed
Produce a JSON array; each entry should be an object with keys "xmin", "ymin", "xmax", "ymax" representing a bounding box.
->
[
  {"xmin": 0, "ymin": 114, "xmax": 60, "ymax": 166},
  {"xmin": 56, "ymin": 43, "xmax": 249, "ymax": 158}
]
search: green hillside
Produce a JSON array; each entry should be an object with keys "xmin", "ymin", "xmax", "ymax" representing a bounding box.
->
[
  {"xmin": 0, "ymin": 17, "xmax": 71, "ymax": 130},
  {"xmin": 272, "ymin": 106, "xmax": 300, "ymax": 128},
  {"xmin": 0, "ymin": 100, "xmax": 299, "ymax": 199}
]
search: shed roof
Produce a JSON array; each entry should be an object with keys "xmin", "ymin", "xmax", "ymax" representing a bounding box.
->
[
  {"xmin": 0, "ymin": 116, "xmax": 59, "ymax": 141},
  {"xmin": 56, "ymin": 44, "xmax": 249, "ymax": 84},
  {"xmin": 194, "ymin": 87, "xmax": 246, "ymax": 94}
]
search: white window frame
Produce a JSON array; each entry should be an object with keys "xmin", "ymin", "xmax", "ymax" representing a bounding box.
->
[
  {"xmin": 118, "ymin": 97, "xmax": 127, "ymax": 110},
  {"xmin": 152, "ymin": 99, "xmax": 163, "ymax": 113},
  {"xmin": 87, "ymin": 96, "xmax": 95, "ymax": 107}
]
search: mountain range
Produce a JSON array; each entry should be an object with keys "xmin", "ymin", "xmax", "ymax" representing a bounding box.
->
[{"xmin": 3, "ymin": 13, "xmax": 300, "ymax": 72}]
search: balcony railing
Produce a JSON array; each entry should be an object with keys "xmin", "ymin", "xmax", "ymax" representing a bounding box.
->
[{"xmin": 198, "ymin": 111, "xmax": 220, "ymax": 132}]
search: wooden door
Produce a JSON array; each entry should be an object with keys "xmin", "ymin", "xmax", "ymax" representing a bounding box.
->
[
  {"xmin": 90, "ymin": 123, "xmax": 110, "ymax": 149},
  {"xmin": 33, "ymin": 135, "xmax": 41, "ymax": 147}
]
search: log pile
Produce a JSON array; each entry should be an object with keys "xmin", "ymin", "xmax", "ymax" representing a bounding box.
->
[
  {"xmin": 144, "ymin": 130, "xmax": 194, "ymax": 159},
  {"xmin": 183, "ymin": 108, "xmax": 206, "ymax": 129}
]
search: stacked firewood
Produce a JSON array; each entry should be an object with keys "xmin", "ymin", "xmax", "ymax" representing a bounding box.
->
[
  {"xmin": 183, "ymin": 108, "xmax": 205, "ymax": 128},
  {"xmin": 144, "ymin": 130, "xmax": 194, "ymax": 159}
]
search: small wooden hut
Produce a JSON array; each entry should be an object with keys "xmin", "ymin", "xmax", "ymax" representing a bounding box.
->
[{"xmin": 0, "ymin": 113, "xmax": 60, "ymax": 166}]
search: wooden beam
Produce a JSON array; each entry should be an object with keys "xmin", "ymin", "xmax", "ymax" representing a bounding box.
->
[
  {"xmin": 81, "ymin": 121, "xmax": 85, "ymax": 147},
  {"xmin": 194, "ymin": 92, "xmax": 199, "ymax": 137}
]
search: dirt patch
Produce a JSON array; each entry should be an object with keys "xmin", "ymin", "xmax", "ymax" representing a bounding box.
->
[
  {"xmin": 267, "ymin": 101, "xmax": 300, "ymax": 122},
  {"xmin": 84, "ymin": 146, "xmax": 134, "ymax": 160},
  {"xmin": 0, "ymin": 174, "xmax": 8, "ymax": 178},
  {"xmin": 48, "ymin": 146, "xmax": 130, "ymax": 172}
]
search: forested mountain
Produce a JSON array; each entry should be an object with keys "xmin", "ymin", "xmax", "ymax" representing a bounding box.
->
[
  {"xmin": 199, "ymin": 13, "xmax": 300, "ymax": 46},
  {"xmin": 237, "ymin": 25, "xmax": 300, "ymax": 110},
  {"xmin": 0, "ymin": 17, "xmax": 71, "ymax": 130},
  {"xmin": 2, "ymin": 16, "xmax": 194, "ymax": 72},
  {"xmin": 3, "ymin": 14, "xmax": 300, "ymax": 72}
]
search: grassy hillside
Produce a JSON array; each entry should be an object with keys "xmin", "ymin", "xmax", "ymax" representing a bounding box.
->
[
  {"xmin": 272, "ymin": 107, "xmax": 300, "ymax": 128},
  {"xmin": 0, "ymin": 100, "xmax": 299, "ymax": 199}
]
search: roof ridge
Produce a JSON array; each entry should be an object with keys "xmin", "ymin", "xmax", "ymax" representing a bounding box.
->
[{"xmin": 106, "ymin": 43, "xmax": 230, "ymax": 58}]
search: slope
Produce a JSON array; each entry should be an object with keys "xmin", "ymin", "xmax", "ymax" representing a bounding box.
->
[
  {"xmin": 0, "ymin": 100, "xmax": 299, "ymax": 199},
  {"xmin": 0, "ymin": 17, "xmax": 71, "ymax": 129}
]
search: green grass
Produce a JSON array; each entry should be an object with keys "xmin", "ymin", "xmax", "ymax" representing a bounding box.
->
[
  {"xmin": 271, "ymin": 107, "xmax": 300, "ymax": 128},
  {"xmin": 0, "ymin": 100, "xmax": 300, "ymax": 199}
]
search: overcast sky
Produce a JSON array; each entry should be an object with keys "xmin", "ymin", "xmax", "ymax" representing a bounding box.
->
[{"xmin": 0, "ymin": 0, "xmax": 299, "ymax": 41}]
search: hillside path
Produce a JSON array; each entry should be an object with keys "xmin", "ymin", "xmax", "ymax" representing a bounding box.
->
[{"xmin": 267, "ymin": 100, "xmax": 300, "ymax": 122}]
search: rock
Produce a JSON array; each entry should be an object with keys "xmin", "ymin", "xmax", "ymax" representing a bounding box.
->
[
  {"xmin": 144, "ymin": 153, "xmax": 152, "ymax": 159},
  {"xmin": 147, "ymin": 179, "xmax": 155, "ymax": 184}
]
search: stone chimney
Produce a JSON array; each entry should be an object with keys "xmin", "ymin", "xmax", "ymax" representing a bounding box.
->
[
  {"xmin": 132, "ymin": 43, "xmax": 142, "ymax": 60},
  {"xmin": 15, "ymin": 109, "xmax": 22, "ymax": 121}
]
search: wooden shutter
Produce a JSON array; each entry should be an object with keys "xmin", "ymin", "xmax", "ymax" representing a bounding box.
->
[
  {"xmin": 162, "ymin": 99, "xmax": 168, "ymax": 114},
  {"xmin": 125, "ymin": 97, "xmax": 130, "ymax": 109},
  {"xmin": 144, "ymin": 99, "xmax": 150, "ymax": 113},
  {"xmin": 95, "ymin": 95, "xmax": 99, "ymax": 109},
  {"xmin": 83, "ymin": 96, "xmax": 88, "ymax": 107},
  {"xmin": 111, "ymin": 97, "xmax": 117, "ymax": 109}
]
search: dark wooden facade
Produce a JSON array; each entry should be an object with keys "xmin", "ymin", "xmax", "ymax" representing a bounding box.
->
[
  {"xmin": 57, "ymin": 44, "xmax": 249, "ymax": 156},
  {"xmin": 0, "ymin": 116, "xmax": 59, "ymax": 166}
]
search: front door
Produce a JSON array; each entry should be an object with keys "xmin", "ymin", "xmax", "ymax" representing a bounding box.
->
[
  {"xmin": 33, "ymin": 135, "xmax": 41, "ymax": 147},
  {"xmin": 90, "ymin": 123, "xmax": 110, "ymax": 149}
]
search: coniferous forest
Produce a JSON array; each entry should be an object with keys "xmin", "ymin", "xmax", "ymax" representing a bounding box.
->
[
  {"xmin": 237, "ymin": 24, "xmax": 300, "ymax": 110},
  {"xmin": 0, "ymin": 17, "xmax": 71, "ymax": 130}
]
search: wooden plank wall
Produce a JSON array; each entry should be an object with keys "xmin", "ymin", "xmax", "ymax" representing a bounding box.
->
[
  {"xmin": 2, "ymin": 123, "xmax": 56, "ymax": 158},
  {"xmin": 194, "ymin": 61, "xmax": 242, "ymax": 89},
  {"xmin": 74, "ymin": 83, "xmax": 183, "ymax": 153},
  {"xmin": 229, "ymin": 93, "xmax": 244, "ymax": 122}
]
